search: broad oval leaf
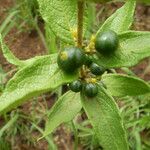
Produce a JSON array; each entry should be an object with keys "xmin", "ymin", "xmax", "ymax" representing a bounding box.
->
[
  {"xmin": 0, "ymin": 55, "xmax": 78, "ymax": 114},
  {"xmin": 43, "ymin": 91, "xmax": 82, "ymax": 138},
  {"xmin": 81, "ymin": 85, "xmax": 128, "ymax": 150},
  {"xmin": 38, "ymin": 0, "xmax": 87, "ymax": 44},
  {"xmin": 96, "ymin": 0, "xmax": 136, "ymax": 35},
  {"xmin": 102, "ymin": 74, "xmax": 150, "ymax": 97},
  {"xmin": 93, "ymin": 31, "xmax": 150, "ymax": 68}
]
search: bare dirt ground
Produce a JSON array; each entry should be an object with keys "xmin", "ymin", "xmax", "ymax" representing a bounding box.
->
[{"xmin": 0, "ymin": 0, "xmax": 150, "ymax": 150}]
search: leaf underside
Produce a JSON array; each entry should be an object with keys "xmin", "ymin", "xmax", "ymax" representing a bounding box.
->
[
  {"xmin": 43, "ymin": 91, "xmax": 82, "ymax": 137},
  {"xmin": 38, "ymin": 0, "xmax": 88, "ymax": 44},
  {"xmin": 102, "ymin": 74, "xmax": 150, "ymax": 97},
  {"xmin": 97, "ymin": 0, "xmax": 136, "ymax": 34},
  {"xmin": 0, "ymin": 55, "xmax": 78, "ymax": 114},
  {"xmin": 81, "ymin": 85, "xmax": 128, "ymax": 150}
]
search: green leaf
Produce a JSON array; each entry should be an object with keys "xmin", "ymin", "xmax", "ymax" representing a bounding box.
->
[
  {"xmin": 38, "ymin": 0, "xmax": 87, "ymax": 44},
  {"xmin": 25, "ymin": 53, "xmax": 58, "ymax": 65},
  {"xmin": 81, "ymin": 85, "xmax": 128, "ymax": 150},
  {"xmin": 0, "ymin": 34, "xmax": 25, "ymax": 67},
  {"xmin": 0, "ymin": 55, "xmax": 78, "ymax": 114},
  {"xmin": 102, "ymin": 74, "xmax": 150, "ymax": 97},
  {"xmin": 0, "ymin": 114, "xmax": 18, "ymax": 138},
  {"xmin": 43, "ymin": 91, "xmax": 82, "ymax": 138},
  {"xmin": 0, "ymin": 35, "xmax": 55, "ymax": 67},
  {"xmin": 94, "ymin": 31, "xmax": 150, "ymax": 68},
  {"xmin": 96, "ymin": 0, "xmax": 136, "ymax": 34}
]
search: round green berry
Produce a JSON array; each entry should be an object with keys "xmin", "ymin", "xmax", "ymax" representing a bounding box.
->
[
  {"xmin": 95, "ymin": 30, "xmax": 119, "ymax": 55},
  {"xmin": 69, "ymin": 80, "xmax": 82, "ymax": 93},
  {"xmin": 57, "ymin": 47, "xmax": 85, "ymax": 73},
  {"xmin": 83, "ymin": 83, "xmax": 98, "ymax": 97},
  {"xmin": 90, "ymin": 63, "xmax": 105, "ymax": 75}
]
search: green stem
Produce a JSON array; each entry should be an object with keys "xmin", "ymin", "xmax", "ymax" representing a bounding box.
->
[
  {"xmin": 71, "ymin": 121, "xmax": 78, "ymax": 150},
  {"xmin": 34, "ymin": 17, "xmax": 49, "ymax": 53},
  {"xmin": 77, "ymin": 1, "xmax": 85, "ymax": 48}
]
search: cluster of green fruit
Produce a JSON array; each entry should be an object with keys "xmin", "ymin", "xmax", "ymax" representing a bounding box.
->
[{"xmin": 57, "ymin": 30, "xmax": 119, "ymax": 97}]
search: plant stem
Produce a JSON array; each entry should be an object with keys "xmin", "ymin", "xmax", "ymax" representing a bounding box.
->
[
  {"xmin": 77, "ymin": 1, "xmax": 85, "ymax": 48},
  {"xmin": 34, "ymin": 16, "xmax": 49, "ymax": 53},
  {"xmin": 71, "ymin": 121, "xmax": 78, "ymax": 150}
]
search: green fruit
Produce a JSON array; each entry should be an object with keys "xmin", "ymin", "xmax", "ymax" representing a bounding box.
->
[
  {"xmin": 57, "ymin": 47, "xmax": 85, "ymax": 73},
  {"xmin": 95, "ymin": 30, "xmax": 119, "ymax": 55},
  {"xmin": 83, "ymin": 83, "xmax": 98, "ymax": 97},
  {"xmin": 69, "ymin": 80, "xmax": 82, "ymax": 92},
  {"xmin": 84, "ymin": 55, "xmax": 93, "ymax": 66},
  {"xmin": 90, "ymin": 63, "xmax": 105, "ymax": 75}
]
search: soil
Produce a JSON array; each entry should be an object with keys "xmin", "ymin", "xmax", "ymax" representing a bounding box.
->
[{"xmin": 0, "ymin": 0, "xmax": 150, "ymax": 150}]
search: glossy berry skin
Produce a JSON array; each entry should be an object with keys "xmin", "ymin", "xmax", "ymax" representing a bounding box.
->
[
  {"xmin": 95, "ymin": 30, "xmax": 119, "ymax": 55},
  {"xmin": 90, "ymin": 63, "xmax": 105, "ymax": 75},
  {"xmin": 69, "ymin": 80, "xmax": 82, "ymax": 93},
  {"xmin": 57, "ymin": 47, "xmax": 85, "ymax": 73},
  {"xmin": 83, "ymin": 83, "xmax": 98, "ymax": 97}
]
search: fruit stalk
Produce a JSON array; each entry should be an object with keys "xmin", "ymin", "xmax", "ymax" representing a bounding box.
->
[{"xmin": 77, "ymin": 1, "xmax": 85, "ymax": 48}]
